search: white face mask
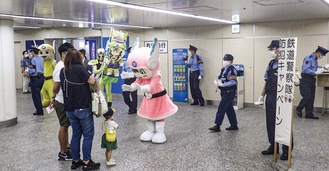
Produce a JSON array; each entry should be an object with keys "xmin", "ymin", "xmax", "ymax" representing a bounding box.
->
[
  {"xmin": 269, "ymin": 50, "xmax": 276, "ymax": 58},
  {"xmin": 24, "ymin": 54, "xmax": 29, "ymax": 58},
  {"xmin": 188, "ymin": 51, "xmax": 192, "ymax": 57},
  {"xmin": 223, "ymin": 61, "xmax": 230, "ymax": 67}
]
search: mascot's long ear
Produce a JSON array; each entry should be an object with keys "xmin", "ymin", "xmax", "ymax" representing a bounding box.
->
[
  {"xmin": 148, "ymin": 38, "xmax": 159, "ymax": 70},
  {"xmin": 131, "ymin": 37, "xmax": 139, "ymax": 52}
]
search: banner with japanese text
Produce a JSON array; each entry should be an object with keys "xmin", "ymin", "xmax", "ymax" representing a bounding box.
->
[{"xmin": 275, "ymin": 37, "xmax": 298, "ymax": 146}]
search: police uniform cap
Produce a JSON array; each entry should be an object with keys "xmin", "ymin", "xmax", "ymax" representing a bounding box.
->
[
  {"xmin": 316, "ymin": 46, "xmax": 329, "ymax": 56},
  {"xmin": 103, "ymin": 107, "xmax": 116, "ymax": 118},
  {"xmin": 29, "ymin": 47, "xmax": 40, "ymax": 53},
  {"xmin": 189, "ymin": 45, "xmax": 198, "ymax": 52},
  {"xmin": 223, "ymin": 54, "xmax": 234, "ymax": 61},
  {"xmin": 267, "ymin": 40, "xmax": 280, "ymax": 49}
]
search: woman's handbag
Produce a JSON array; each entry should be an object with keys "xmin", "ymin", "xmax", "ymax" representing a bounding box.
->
[
  {"xmin": 104, "ymin": 123, "xmax": 116, "ymax": 142},
  {"xmin": 90, "ymin": 80, "xmax": 108, "ymax": 117}
]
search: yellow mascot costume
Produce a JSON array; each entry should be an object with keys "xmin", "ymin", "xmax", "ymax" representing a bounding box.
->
[{"xmin": 38, "ymin": 44, "xmax": 56, "ymax": 107}]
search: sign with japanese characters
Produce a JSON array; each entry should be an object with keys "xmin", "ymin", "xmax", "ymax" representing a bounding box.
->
[
  {"xmin": 144, "ymin": 40, "xmax": 168, "ymax": 54},
  {"xmin": 275, "ymin": 37, "xmax": 298, "ymax": 146}
]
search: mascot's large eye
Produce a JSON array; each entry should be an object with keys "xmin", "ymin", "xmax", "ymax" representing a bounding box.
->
[
  {"xmin": 140, "ymin": 69, "xmax": 146, "ymax": 74},
  {"xmin": 46, "ymin": 50, "xmax": 49, "ymax": 54},
  {"xmin": 132, "ymin": 69, "xmax": 139, "ymax": 73},
  {"xmin": 40, "ymin": 51, "xmax": 43, "ymax": 55}
]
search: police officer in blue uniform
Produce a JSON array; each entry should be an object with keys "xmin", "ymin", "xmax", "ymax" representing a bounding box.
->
[
  {"xmin": 28, "ymin": 47, "xmax": 45, "ymax": 115},
  {"xmin": 121, "ymin": 47, "xmax": 138, "ymax": 114},
  {"xmin": 260, "ymin": 40, "xmax": 293, "ymax": 161},
  {"xmin": 186, "ymin": 45, "xmax": 205, "ymax": 106},
  {"xmin": 296, "ymin": 46, "xmax": 329, "ymax": 119},
  {"xmin": 209, "ymin": 54, "xmax": 238, "ymax": 132}
]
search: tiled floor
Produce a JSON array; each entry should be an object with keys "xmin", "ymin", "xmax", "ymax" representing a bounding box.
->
[{"xmin": 1, "ymin": 91, "xmax": 329, "ymax": 171}]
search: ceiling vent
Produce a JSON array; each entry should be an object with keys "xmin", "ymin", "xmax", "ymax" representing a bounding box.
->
[{"xmin": 253, "ymin": 0, "xmax": 304, "ymax": 6}]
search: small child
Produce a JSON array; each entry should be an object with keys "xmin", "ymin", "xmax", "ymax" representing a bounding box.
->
[{"xmin": 101, "ymin": 108, "xmax": 118, "ymax": 166}]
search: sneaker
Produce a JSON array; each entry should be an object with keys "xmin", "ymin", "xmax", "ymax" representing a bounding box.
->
[
  {"xmin": 82, "ymin": 160, "xmax": 100, "ymax": 171},
  {"xmin": 58, "ymin": 151, "xmax": 73, "ymax": 161},
  {"xmin": 71, "ymin": 159, "xmax": 84, "ymax": 169},
  {"xmin": 106, "ymin": 160, "xmax": 116, "ymax": 166}
]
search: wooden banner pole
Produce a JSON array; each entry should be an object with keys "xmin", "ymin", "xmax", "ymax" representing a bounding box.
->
[{"xmin": 273, "ymin": 142, "xmax": 278, "ymax": 162}]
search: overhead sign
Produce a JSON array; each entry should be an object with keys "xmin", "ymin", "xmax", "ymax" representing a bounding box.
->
[{"xmin": 144, "ymin": 40, "xmax": 168, "ymax": 54}]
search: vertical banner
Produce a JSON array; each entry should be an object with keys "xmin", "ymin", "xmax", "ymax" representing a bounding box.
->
[
  {"xmin": 275, "ymin": 37, "xmax": 298, "ymax": 146},
  {"xmin": 88, "ymin": 39, "xmax": 96, "ymax": 60}
]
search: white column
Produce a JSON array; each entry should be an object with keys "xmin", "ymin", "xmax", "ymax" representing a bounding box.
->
[{"xmin": 0, "ymin": 19, "xmax": 17, "ymax": 128}]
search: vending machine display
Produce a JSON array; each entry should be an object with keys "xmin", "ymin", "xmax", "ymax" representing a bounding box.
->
[
  {"xmin": 232, "ymin": 64, "xmax": 244, "ymax": 110},
  {"xmin": 172, "ymin": 48, "xmax": 188, "ymax": 102}
]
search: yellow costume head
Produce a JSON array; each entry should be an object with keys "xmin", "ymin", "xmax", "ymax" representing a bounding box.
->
[
  {"xmin": 38, "ymin": 44, "xmax": 55, "ymax": 60},
  {"xmin": 97, "ymin": 48, "xmax": 105, "ymax": 62}
]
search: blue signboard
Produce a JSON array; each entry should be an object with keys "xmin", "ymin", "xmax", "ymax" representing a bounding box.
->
[
  {"xmin": 172, "ymin": 48, "xmax": 188, "ymax": 102},
  {"xmin": 25, "ymin": 40, "xmax": 44, "ymax": 50}
]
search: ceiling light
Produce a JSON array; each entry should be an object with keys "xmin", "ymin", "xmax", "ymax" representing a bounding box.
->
[
  {"xmin": 87, "ymin": 0, "xmax": 237, "ymax": 24},
  {"xmin": 0, "ymin": 13, "xmax": 153, "ymax": 29},
  {"xmin": 13, "ymin": 26, "xmax": 41, "ymax": 29},
  {"xmin": 324, "ymin": 0, "xmax": 329, "ymax": 4}
]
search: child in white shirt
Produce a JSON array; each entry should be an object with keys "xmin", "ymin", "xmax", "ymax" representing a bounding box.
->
[{"xmin": 101, "ymin": 108, "xmax": 118, "ymax": 166}]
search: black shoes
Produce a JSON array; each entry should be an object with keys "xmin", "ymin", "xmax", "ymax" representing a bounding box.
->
[
  {"xmin": 33, "ymin": 112, "xmax": 44, "ymax": 115},
  {"xmin": 190, "ymin": 102, "xmax": 199, "ymax": 105},
  {"xmin": 209, "ymin": 125, "xmax": 221, "ymax": 132},
  {"xmin": 71, "ymin": 159, "xmax": 84, "ymax": 169},
  {"xmin": 261, "ymin": 148, "xmax": 279, "ymax": 155},
  {"xmin": 200, "ymin": 103, "xmax": 205, "ymax": 106},
  {"xmin": 128, "ymin": 109, "xmax": 137, "ymax": 114},
  {"xmin": 82, "ymin": 160, "xmax": 100, "ymax": 171},
  {"xmin": 296, "ymin": 110, "xmax": 302, "ymax": 117},
  {"xmin": 280, "ymin": 153, "xmax": 288, "ymax": 160},
  {"xmin": 305, "ymin": 116, "xmax": 319, "ymax": 119},
  {"xmin": 58, "ymin": 151, "xmax": 72, "ymax": 161},
  {"xmin": 226, "ymin": 125, "xmax": 239, "ymax": 130}
]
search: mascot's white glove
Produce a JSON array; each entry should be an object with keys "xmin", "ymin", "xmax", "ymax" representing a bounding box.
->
[
  {"xmin": 324, "ymin": 64, "xmax": 329, "ymax": 70},
  {"xmin": 198, "ymin": 76, "xmax": 203, "ymax": 80},
  {"xmin": 254, "ymin": 95, "xmax": 264, "ymax": 105},
  {"xmin": 120, "ymin": 71, "xmax": 130, "ymax": 79},
  {"xmin": 104, "ymin": 57, "xmax": 110, "ymax": 65},
  {"xmin": 122, "ymin": 83, "xmax": 139, "ymax": 92},
  {"xmin": 315, "ymin": 68, "xmax": 324, "ymax": 75},
  {"xmin": 292, "ymin": 75, "xmax": 300, "ymax": 86},
  {"xmin": 139, "ymin": 85, "xmax": 151, "ymax": 93}
]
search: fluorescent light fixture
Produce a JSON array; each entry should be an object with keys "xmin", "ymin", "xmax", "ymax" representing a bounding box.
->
[
  {"xmin": 324, "ymin": 0, "xmax": 329, "ymax": 4},
  {"xmin": 13, "ymin": 25, "xmax": 41, "ymax": 29},
  {"xmin": 87, "ymin": 0, "xmax": 237, "ymax": 24},
  {"xmin": 0, "ymin": 13, "xmax": 153, "ymax": 29}
]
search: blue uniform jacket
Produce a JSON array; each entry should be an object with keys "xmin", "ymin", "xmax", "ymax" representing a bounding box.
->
[
  {"xmin": 264, "ymin": 59, "xmax": 278, "ymax": 79},
  {"xmin": 29, "ymin": 56, "xmax": 44, "ymax": 76},
  {"xmin": 301, "ymin": 53, "xmax": 318, "ymax": 76},
  {"xmin": 218, "ymin": 65, "xmax": 237, "ymax": 87},
  {"xmin": 187, "ymin": 54, "xmax": 204, "ymax": 77}
]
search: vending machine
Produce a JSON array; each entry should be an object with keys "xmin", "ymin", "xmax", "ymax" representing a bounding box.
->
[
  {"xmin": 232, "ymin": 64, "xmax": 244, "ymax": 110},
  {"xmin": 172, "ymin": 48, "xmax": 188, "ymax": 102}
]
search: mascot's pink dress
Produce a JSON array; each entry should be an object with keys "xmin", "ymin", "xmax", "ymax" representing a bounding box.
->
[{"xmin": 122, "ymin": 38, "xmax": 177, "ymax": 143}]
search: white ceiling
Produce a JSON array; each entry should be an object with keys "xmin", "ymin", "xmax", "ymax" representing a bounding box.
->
[{"xmin": 0, "ymin": 0, "xmax": 328, "ymax": 30}]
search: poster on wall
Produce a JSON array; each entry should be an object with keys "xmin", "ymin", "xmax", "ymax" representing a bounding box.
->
[
  {"xmin": 25, "ymin": 40, "xmax": 44, "ymax": 50},
  {"xmin": 144, "ymin": 40, "xmax": 168, "ymax": 54},
  {"xmin": 275, "ymin": 37, "xmax": 297, "ymax": 146}
]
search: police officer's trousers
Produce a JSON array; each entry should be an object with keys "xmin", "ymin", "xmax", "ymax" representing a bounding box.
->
[
  {"xmin": 297, "ymin": 77, "xmax": 316, "ymax": 117},
  {"xmin": 30, "ymin": 75, "xmax": 44, "ymax": 114},
  {"xmin": 189, "ymin": 71, "xmax": 204, "ymax": 104},
  {"xmin": 122, "ymin": 78, "xmax": 137, "ymax": 112},
  {"xmin": 214, "ymin": 89, "xmax": 238, "ymax": 126},
  {"xmin": 266, "ymin": 93, "xmax": 293, "ymax": 154}
]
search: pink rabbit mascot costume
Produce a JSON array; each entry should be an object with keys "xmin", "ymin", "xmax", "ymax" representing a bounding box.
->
[{"xmin": 122, "ymin": 38, "xmax": 178, "ymax": 144}]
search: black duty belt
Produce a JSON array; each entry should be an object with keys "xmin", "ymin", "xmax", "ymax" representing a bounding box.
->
[
  {"xmin": 301, "ymin": 73, "xmax": 315, "ymax": 79},
  {"xmin": 44, "ymin": 76, "xmax": 53, "ymax": 80},
  {"xmin": 144, "ymin": 89, "xmax": 167, "ymax": 99}
]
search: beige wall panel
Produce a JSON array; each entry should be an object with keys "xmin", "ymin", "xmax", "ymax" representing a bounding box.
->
[
  {"xmin": 223, "ymin": 38, "xmax": 254, "ymax": 103},
  {"xmin": 290, "ymin": 19, "xmax": 328, "ymax": 36},
  {"xmin": 192, "ymin": 25, "xmax": 222, "ymax": 39},
  {"xmin": 222, "ymin": 24, "xmax": 254, "ymax": 38},
  {"xmin": 254, "ymin": 22, "xmax": 290, "ymax": 37},
  {"xmin": 143, "ymin": 29, "xmax": 168, "ymax": 40},
  {"xmin": 167, "ymin": 27, "xmax": 197, "ymax": 40}
]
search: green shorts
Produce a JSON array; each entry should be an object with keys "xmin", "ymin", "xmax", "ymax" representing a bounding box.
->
[
  {"xmin": 54, "ymin": 100, "xmax": 70, "ymax": 127},
  {"xmin": 101, "ymin": 134, "xmax": 117, "ymax": 150}
]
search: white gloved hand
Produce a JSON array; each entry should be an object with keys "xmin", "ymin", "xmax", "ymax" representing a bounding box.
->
[
  {"xmin": 213, "ymin": 80, "xmax": 219, "ymax": 86},
  {"xmin": 292, "ymin": 75, "xmax": 300, "ymax": 86},
  {"xmin": 254, "ymin": 95, "xmax": 264, "ymax": 105},
  {"xmin": 315, "ymin": 68, "xmax": 324, "ymax": 75},
  {"xmin": 139, "ymin": 85, "xmax": 151, "ymax": 93},
  {"xmin": 120, "ymin": 71, "xmax": 130, "ymax": 79},
  {"xmin": 198, "ymin": 76, "xmax": 202, "ymax": 80},
  {"xmin": 122, "ymin": 84, "xmax": 134, "ymax": 91},
  {"xmin": 324, "ymin": 64, "xmax": 329, "ymax": 70}
]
